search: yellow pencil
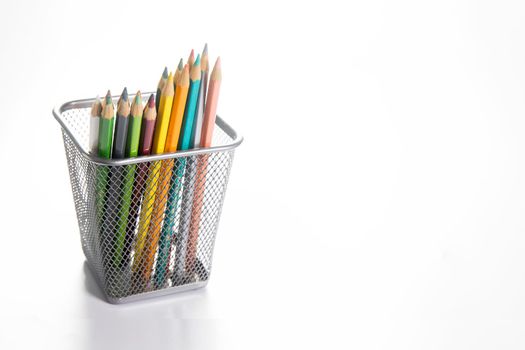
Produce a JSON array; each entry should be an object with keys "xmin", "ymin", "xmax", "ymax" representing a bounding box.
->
[
  {"xmin": 142, "ymin": 66, "xmax": 191, "ymax": 282},
  {"xmin": 133, "ymin": 73, "xmax": 175, "ymax": 278}
]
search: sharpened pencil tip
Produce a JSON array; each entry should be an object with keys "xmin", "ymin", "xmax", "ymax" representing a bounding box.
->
[
  {"xmin": 162, "ymin": 67, "xmax": 168, "ymax": 79},
  {"xmin": 135, "ymin": 91, "xmax": 141, "ymax": 104},
  {"xmin": 105, "ymin": 90, "xmax": 112, "ymax": 104},
  {"xmin": 215, "ymin": 56, "xmax": 221, "ymax": 69},
  {"xmin": 148, "ymin": 94, "xmax": 155, "ymax": 107},
  {"xmin": 203, "ymin": 43, "xmax": 208, "ymax": 55},
  {"xmin": 194, "ymin": 54, "xmax": 201, "ymax": 66},
  {"xmin": 121, "ymin": 87, "xmax": 128, "ymax": 102},
  {"xmin": 178, "ymin": 58, "xmax": 183, "ymax": 70}
]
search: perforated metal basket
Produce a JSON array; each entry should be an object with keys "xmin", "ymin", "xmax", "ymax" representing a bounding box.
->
[{"xmin": 54, "ymin": 95, "xmax": 242, "ymax": 303}]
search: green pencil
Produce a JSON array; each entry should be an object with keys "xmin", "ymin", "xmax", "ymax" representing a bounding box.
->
[
  {"xmin": 98, "ymin": 91, "xmax": 114, "ymax": 159},
  {"xmin": 115, "ymin": 91, "xmax": 143, "ymax": 268},
  {"xmin": 96, "ymin": 90, "xmax": 114, "ymax": 269}
]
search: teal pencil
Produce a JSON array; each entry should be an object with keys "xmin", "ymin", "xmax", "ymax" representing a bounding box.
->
[
  {"xmin": 179, "ymin": 54, "xmax": 202, "ymax": 149},
  {"xmin": 172, "ymin": 55, "xmax": 201, "ymax": 284},
  {"xmin": 155, "ymin": 55, "xmax": 202, "ymax": 287}
]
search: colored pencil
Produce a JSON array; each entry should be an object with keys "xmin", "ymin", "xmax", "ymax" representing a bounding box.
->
[
  {"xmin": 156, "ymin": 67, "xmax": 168, "ymax": 113},
  {"xmin": 96, "ymin": 91, "xmax": 114, "ymax": 216},
  {"xmin": 179, "ymin": 55, "xmax": 202, "ymax": 149},
  {"xmin": 143, "ymin": 65, "xmax": 188, "ymax": 282},
  {"xmin": 187, "ymin": 49, "xmax": 195, "ymax": 72},
  {"xmin": 126, "ymin": 95, "xmax": 156, "ymax": 265},
  {"xmin": 104, "ymin": 88, "xmax": 130, "ymax": 269},
  {"xmin": 186, "ymin": 57, "xmax": 222, "ymax": 274},
  {"xmin": 190, "ymin": 44, "xmax": 208, "ymax": 148},
  {"xmin": 172, "ymin": 55, "xmax": 204, "ymax": 282},
  {"xmin": 112, "ymin": 88, "xmax": 130, "ymax": 159},
  {"xmin": 133, "ymin": 73, "xmax": 174, "ymax": 281},
  {"xmin": 98, "ymin": 91, "xmax": 115, "ymax": 159},
  {"xmin": 173, "ymin": 58, "xmax": 183, "ymax": 89},
  {"xmin": 154, "ymin": 64, "xmax": 191, "ymax": 287},
  {"xmin": 127, "ymin": 92, "xmax": 144, "ymax": 158},
  {"xmin": 89, "ymin": 96, "xmax": 102, "ymax": 154},
  {"xmin": 139, "ymin": 95, "xmax": 157, "ymax": 156},
  {"xmin": 166, "ymin": 65, "xmax": 191, "ymax": 152},
  {"xmin": 115, "ymin": 91, "xmax": 143, "ymax": 268},
  {"xmin": 96, "ymin": 91, "xmax": 114, "ymax": 271},
  {"xmin": 171, "ymin": 46, "xmax": 208, "ymax": 282},
  {"xmin": 200, "ymin": 58, "xmax": 221, "ymax": 147}
]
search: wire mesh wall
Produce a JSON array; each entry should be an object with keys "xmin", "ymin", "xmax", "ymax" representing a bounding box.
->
[{"xmin": 55, "ymin": 98, "xmax": 240, "ymax": 303}]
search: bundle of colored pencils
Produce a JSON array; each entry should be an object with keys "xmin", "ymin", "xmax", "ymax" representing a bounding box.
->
[{"xmin": 89, "ymin": 44, "xmax": 222, "ymax": 290}]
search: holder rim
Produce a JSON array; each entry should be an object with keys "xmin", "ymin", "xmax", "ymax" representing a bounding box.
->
[{"xmin": 53, "ymin": 93, "xmax": 243, "ymax": 166}]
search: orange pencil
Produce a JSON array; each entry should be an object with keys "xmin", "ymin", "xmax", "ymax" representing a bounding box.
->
[
  {"xmin": 173, "ymin": 58, "xmax": 183, "ymax": 89},
  {"xmin": 133, "ymin": 73, "xmax": 174, "ymax": 281},
  {"xmin": 143, "ymin": 65, "xmax": 191, "ymax": 282}
]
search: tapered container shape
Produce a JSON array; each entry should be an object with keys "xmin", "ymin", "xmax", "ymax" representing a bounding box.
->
[{"xmin": 53, "ymin": 94, "xmax": 242, "ymax": 303}]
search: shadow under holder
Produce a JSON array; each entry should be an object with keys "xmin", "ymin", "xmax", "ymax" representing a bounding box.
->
[{"xmin": 53, "ymin": 93, "xmax": 243, "ymax": 304}]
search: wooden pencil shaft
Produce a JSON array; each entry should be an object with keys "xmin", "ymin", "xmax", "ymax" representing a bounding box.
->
[
  {"xmin": 185, "ymin": 157, "xmax": 208, "ymax": 274},
  {"xmin": 139, "ymin": 118, "xmax": 156, "ymax": 156},
  {"xmin": 90, "ymin": 117, "xmax": 100, "ymax": 154},
  {"xmin": 98, "ymin": 118, "xmax": 114, "ymax": 159},
  {"xmin": 151, "ymin": 66, "xmax": 191, "ymax": 285},
  {"xmin": 191, "ymin": 70, "xmax": 208, "ymax": 148},
  {"xmin": 179, "ymin": 66, "xmax": 202, "ymax": 150},
  {"xmin": 172, "ymin": 59, "xmax": 203, "ymax": 277},
  {"xmin": 200, "ymin": 77, "xmax": 221, "ymax": 147},
  {"xmin": 142, "ymin": 159, "xmax": 173, "ymax": 280},
  {"xmin": 155, "ymin": 88, "xmax": 162, "ymax": 112},
  {"xmin": 126, "ymin": 116, "xmax": 142, "ymax": 158},
  {"xmin": 154, "ymin": 159, "xmax": 184, "ymax": 286},
  {"xmin": 156, "ymin": 68, "xmax": 168, "ymax": 112},
  {"xmin": 133, "ymin": 77, "xmax": 174, "ymax": 278},
  {"xmin": 127, "ymin": 99, "xmax": 157, "ymax": 271},
  {"xmin": 152, "ymin": 79, "xmax": 174, "ymax": 154},
  {"xmin": 112, "ymin": 115, "xmax": 129, "ymax": 159},
  {"xmin": 116, "ymin": 94, "xmax": 143, "ymax": 268},
  {"xmin": 178, "ymin": 159, "xmax": 197, "ymax": 275},
  {"xmin": 186, "ymin": 59, "xmax": 221, "ymax": 273},
  {"xmin": 133, "ymin": 161, "xmax": 161, "ymax": 274},
  {"xmin": 89, "ymin": 98, "xmax": 102, "ymax": 154}
]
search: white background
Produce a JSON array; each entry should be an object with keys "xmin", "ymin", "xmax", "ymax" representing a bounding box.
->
[{"xmin": 1, "ymin": 0, "xmax": 525, "ymax": 348}]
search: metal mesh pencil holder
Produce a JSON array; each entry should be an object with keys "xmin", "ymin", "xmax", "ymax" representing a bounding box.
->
[{"xmin": 54, "ymin": 96, "xmax": 242, "ymax": 303}]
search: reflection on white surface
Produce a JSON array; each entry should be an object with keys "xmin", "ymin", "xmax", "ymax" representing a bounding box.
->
[{"xmin": 82, "ymin": 263, "xmax": 221, "ymax": 350}]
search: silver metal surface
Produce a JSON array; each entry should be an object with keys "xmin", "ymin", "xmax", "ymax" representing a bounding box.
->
[
  {"xmin": 56, "ymin": 96, "xmax": 241, "ymax": 303},
  {"xmin": 53, "ymin": 93, "xmax": 243, "ymax": 166}
]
